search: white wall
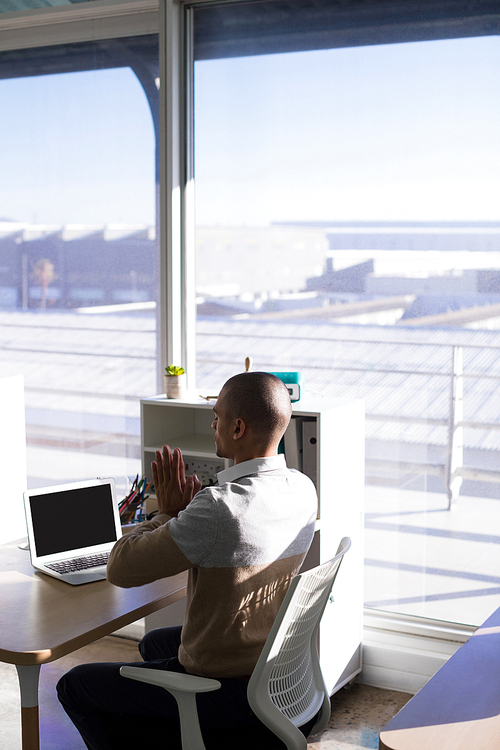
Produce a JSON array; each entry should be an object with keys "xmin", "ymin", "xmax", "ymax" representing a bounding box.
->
[{"xmin": 0, "ymin": 375, "xmax": 27, "ymax": 544}]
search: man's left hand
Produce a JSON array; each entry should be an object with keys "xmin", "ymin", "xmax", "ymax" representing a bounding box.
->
[{"xmin": 152, "ymin": 445, "xmax": 202, "ymax": 518}]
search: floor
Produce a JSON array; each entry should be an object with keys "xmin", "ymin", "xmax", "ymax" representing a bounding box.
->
[
  {"xmin": 0, "ymin": 635, "xmax": 411, "ymax": 750},
  {"xmin": 364, "ymin": 484, "xmax": 500, "ymax": 626}
]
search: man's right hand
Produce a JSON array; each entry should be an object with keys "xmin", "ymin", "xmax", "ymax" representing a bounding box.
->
[{"xmin": 151, "ymin": 445, "xmax": 202, "ymax": 518}]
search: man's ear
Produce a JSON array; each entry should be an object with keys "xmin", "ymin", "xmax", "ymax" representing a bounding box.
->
[{"xmin": 233, "ymin": 418, "xmax": 246, "ymax": 440}]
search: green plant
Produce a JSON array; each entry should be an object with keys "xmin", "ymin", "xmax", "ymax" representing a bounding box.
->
[{"xmin": 165, "ymin": 364, "xmax": 185, "ymax": 376}]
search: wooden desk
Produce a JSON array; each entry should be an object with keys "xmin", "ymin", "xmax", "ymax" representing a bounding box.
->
[
  {"xmin": 0, "ymin": 539, "xmax": 187, "ymax": 750},
  {"xmin": 379, "ymin": 605, "xmax": 500, "ymax": 750}
]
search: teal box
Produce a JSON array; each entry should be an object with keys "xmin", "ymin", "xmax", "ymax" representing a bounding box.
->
[{"xmin": 269, "ymin": 371, "xmax": 303, "ymax": 402}]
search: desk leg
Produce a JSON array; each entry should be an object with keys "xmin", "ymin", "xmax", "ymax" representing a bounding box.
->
[{"xmin": 16, "ymin": 664, "xmax": 41, "ymax": 750}]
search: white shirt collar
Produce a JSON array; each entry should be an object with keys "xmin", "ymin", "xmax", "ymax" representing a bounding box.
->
[{"xmin": 216, "ymin": 454, "xmax": 286, "ymax": 485}]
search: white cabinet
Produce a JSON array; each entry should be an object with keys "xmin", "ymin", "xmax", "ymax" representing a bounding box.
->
[{"xmin": 140, "ymin": 392, "xmax": 364, "ymax": 694}]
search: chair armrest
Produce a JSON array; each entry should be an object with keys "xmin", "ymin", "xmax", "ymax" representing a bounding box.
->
[
  {"xmin": 120, "ymin": 667, "xmax": 221, "ymax": 750},
  {"xmin": 120, "ymin": 666, "xmax": 221, "ymax": 693}
]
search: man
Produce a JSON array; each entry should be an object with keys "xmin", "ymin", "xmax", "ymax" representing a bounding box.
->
[{"xmin": 57, "ymin": 372, "xmax": 317, "ymax": 750}]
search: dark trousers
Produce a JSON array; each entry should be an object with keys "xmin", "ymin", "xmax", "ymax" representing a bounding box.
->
[{"xmin": 57, "ymin": 626, "xmax": 313, "ymax": 750}]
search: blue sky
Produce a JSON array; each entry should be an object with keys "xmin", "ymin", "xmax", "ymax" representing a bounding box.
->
[
  {"xmin": 0, "ymin": 66, "xmax": 155, "ymax": 226},
  {"xmin": 0, "ymin": 33, "xmax": 499, "ymax": 227},
  {"xmin": 194, "ymin": 34, "xmax": 500, "ymax": 225}
]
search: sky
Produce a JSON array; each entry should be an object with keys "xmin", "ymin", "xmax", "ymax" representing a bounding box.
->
[
  {"xmin": 0, "ymin": 66, "xmax": 156, "ymax": 226},
  {"xmin": 194, "ymin": 34, "xmax": 500, "ymax": 226},
  {"xmin": 0, "ymin": 34, "xmax": 499, "ymax": 227}
]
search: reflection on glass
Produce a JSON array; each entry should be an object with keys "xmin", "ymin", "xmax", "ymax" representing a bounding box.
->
[{"xmin": 194, "ymin": 32, "xmax": 500, "ymax": 626}]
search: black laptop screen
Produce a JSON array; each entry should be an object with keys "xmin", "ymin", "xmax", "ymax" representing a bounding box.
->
[{"xmin": 29, "ymin": 484, "xmax": 117, "ymax": 557}]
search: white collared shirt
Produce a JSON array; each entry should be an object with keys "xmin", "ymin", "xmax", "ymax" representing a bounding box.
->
[
  {"xmin": 169, "ymin": 451, "xmax": 316, "ymax": 568},
  {"xmin": 216, "ymin": 453, "xmax": 286, "ymax": 485}
]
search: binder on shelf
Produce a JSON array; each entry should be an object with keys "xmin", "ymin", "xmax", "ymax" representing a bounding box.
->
[
  {"xmin": 302, "ymin": 419, "xmax": 318, "ymax": 489},
  {"xmin": 284, "ymin": 417, "xmax": 303, "ymax": 472}
]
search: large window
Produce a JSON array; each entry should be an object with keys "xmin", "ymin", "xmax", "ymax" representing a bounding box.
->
[
  {"xmin": 0, "ymin": 35, "xmax": 159, "ymax": 498},
  {"xmin": 2, "ymin": 0, "xmax": 500, "ymax": 634},
  {"xmin": 193, "ymin": 6, "xmax": 500, "ymax": 626}
]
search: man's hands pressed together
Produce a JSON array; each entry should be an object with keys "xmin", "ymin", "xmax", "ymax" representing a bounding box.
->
[{"xmin": 152, "ymin": 445, "xmax": 202, "ymax": 518}]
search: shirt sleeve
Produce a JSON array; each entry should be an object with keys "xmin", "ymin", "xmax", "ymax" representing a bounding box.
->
[
  {"xmin": 106, "ymin": 514, "xmax": 193, "ymax": 588},
  {"xmin": 167, "ymin": 488, "xmax": 219, "ymax": 565}
]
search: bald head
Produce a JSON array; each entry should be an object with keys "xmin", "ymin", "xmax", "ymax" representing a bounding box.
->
[{"xmin": 220, "ymin": 372, "xmax": 292, "ymax": 448}]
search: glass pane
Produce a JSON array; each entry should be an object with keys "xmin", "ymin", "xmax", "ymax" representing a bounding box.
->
[
  {"xmin": 0, "ymin": 35, "xmax": 158, "ymax": 502},
  {"xmin": 194, "ymin": 27, "xmax": 500, "ymax": 626}
]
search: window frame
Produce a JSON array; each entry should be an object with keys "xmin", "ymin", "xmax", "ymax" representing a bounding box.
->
[{"xmin": 0, "ymin": 0, "xmax": 159, "ymax": 52}]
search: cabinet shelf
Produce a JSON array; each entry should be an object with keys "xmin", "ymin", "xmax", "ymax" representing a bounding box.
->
[{"xmin": 143, "ymin": 433, "xmax": 217, "ymax": 458}]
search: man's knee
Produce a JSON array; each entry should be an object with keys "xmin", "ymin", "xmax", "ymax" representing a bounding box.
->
[
  {"xmin": 56, "ymin": 664, "xmax": 88, "ymax": 710},
  {"xmin": 57, "ymin": 662, "xmax": 125, "ymax": 714},
  {"xmin": 139, "ymin": 625, "xmax": 182, "ymax": 661},
  {"xmin": 138, "ymin": 629, "xmax": 156, "ymax": 659}
]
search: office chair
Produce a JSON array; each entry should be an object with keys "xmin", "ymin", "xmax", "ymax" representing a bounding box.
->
[{"xmin": 120, "ymin": 536, "xmax": 351, "ymax": 750}]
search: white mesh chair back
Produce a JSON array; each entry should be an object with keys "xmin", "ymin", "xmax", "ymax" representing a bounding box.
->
[{"xmin": 247, "ymin": 537, "xmax": 351, "ymax": 750}]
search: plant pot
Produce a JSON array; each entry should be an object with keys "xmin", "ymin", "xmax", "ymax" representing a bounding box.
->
[{"xmin": 165, "ymin": 373, "xmax": 186, "ymax": 399}]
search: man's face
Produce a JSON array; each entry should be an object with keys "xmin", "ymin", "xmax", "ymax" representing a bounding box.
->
[{"xmin": 211, "ymin": 388, "xmax": 234, "ymax": 458}]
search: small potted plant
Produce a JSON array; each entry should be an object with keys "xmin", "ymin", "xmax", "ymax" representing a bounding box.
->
[{"xmin": 165, "ymin": 364, "xmax": 186, "ymax": 399}]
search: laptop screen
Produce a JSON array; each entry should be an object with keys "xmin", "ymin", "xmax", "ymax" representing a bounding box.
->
[{"xmin": 29, "ymin": 483, "xmax": 118, "ymax": 557}]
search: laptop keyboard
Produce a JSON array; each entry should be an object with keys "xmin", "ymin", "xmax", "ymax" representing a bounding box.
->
[{"xmin": 46, "ymin": 552, "xmax": 110, "ymax": 574}]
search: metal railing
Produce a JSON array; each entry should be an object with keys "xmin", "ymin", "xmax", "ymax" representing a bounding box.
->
[
  {"xmin": 321, "ymin": 337, "xmax": 500, "ymax": 509},
  {"xmin": 4, "ymin": 314, "xmax": 500, "ymax": 509},
  {"xmin": 199, "ymin": 328, "xmax": 500, "ymax": 508}
]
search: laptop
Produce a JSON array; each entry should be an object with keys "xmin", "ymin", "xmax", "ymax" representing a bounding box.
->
[{"xmin": 23, "ymin": 477, "xmax": 122, "ymax": 585}]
